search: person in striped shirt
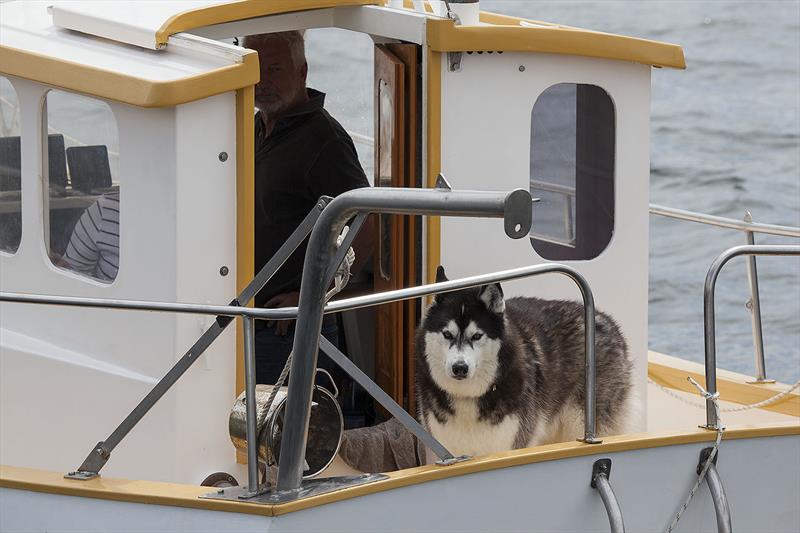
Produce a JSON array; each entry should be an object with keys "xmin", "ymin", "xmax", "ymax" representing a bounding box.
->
[{"xmin": 63, "ymin": 191, "xmax": 119, "ymax": 281}]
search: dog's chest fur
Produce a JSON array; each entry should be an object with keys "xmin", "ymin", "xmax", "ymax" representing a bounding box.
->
[{"xmin": 426, "ymin": 398, "xmax": 521, "ymax": 456}]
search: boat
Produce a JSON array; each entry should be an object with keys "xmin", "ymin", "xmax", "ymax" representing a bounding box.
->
[{"xmin": 1, "ymin": 1, "xmax": 798, "ymax": 531}]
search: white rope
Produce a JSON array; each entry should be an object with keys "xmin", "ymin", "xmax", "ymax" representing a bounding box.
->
[
  {"xmin": 666, "ymin": 377, "xmax": 725, "ymax": 533},
  {"xmin": 648, "ymin": 375, "xmax": 800, "ymax": 412}
]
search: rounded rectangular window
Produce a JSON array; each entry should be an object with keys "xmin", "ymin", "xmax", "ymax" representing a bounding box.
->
[
  {"xmin": 0, "ymin": 76, "xmax": 22, "ymax": 254},
  {"xmin": 530, "ymin": 83, "xmax": 615, "ymax": 260},
  {"xmin": 45, "ymin": 90, "xmax": 120, "ymax": 282}
]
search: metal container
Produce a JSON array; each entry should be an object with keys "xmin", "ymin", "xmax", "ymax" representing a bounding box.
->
[{"xmin": 229, "ymin": 379, "xmax": 343, "ymax": 479}]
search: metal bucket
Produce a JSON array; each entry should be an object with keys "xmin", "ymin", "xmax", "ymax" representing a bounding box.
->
[{"xmin": 229, "ymin": 374, "xmax": 343, "ymax": 479}]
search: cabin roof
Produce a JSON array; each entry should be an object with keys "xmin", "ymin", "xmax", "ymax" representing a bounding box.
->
[
  {"xmin": 0, "ymin": 0, "xmax": 685, "ymax": 109},
  {"xmin": 0, "ymin": 1, "xmax": 259, "ymax": 108}
]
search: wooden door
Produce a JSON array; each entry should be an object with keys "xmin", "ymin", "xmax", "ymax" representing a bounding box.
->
[{"xmin": 373, "ymin": 44, "xmax": 419, "ymax": 413}]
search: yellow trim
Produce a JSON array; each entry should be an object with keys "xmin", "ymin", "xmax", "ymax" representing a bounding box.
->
[
  {"xmin": 426, "ymin": 18, "xmax": 686, "ymax": 70},
  {"xmin": 425, "ymin": 49, "xmax": 441, "ymax": 285},
  {"xmin": 0, "ymin": 46, "xmax": 260, "ymax": 108},
  {"xmin": 156, "ymin": 0, "xmax": 379, "ymax": 47},
  {"xmin": 2, "ymin": 423, "xmax": 797, "ymax": 517},
  {"xmin": 235, "ymin": 87, "xmax": 255, "ymax": 399},
  {"xmin": 648, "ymin": 351, "xmax": 800, "ymax": 417},
  {"xmin": 234, "ymin": 86, "xmax": 255, "ymax": 465}
]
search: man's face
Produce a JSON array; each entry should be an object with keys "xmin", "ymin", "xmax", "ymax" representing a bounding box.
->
[{"xmin": 252, "ymin": 38, "xmax": 307, "ymax": 116}]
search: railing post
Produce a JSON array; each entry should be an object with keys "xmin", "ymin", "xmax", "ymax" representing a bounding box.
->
[
  {"xmin": 743, "ymin": 211, "xmax": 772, "ymax": 383},
  {"xmin": 703, "ymin": 245, "xmax": 800, "ymax": 429},
  {"xmin": 241, "ymin": 316, "xmax": 261, "ymax": 496}
]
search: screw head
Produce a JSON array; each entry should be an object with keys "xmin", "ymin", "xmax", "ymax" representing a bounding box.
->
[
  {"xmin": 218, "ymin": 152, "xmax": 229, "ymax": 162},
  {"xmin": 518, "ymin": 65, "xmax": 526, "ymax": 72},
  {"xmin": 219, "ymin": 266, "xmax": 229, "ymax": 276}
]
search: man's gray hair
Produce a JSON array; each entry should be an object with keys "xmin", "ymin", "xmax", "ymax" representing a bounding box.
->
[{"xmin": 243, "ymin": 31, "xmax": 306, "ymax": 70}]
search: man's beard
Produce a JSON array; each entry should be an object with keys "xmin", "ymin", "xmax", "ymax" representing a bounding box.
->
[{"xmin": 257, "ymin": 99, "xmax": 287, "ymax": 117}]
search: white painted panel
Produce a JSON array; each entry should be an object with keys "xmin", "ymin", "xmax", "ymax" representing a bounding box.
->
[
  {"xmin": 438, "ymin": 52, "xmax": 652, "ymax": 431},
  {"xmin": 0, "ymin": 79, "xmax": 241, "ymax": 484},
  {"xmin": 172, "ymin": 93, "xmax": 239, "ymax": 483}
]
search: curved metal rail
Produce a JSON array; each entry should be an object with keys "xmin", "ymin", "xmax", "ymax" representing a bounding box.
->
[
  {"xmin": 702, "ymin": 244, "xmax": 800, "ymax": 428},
  {"xmin": 706, "ymin": 462, "xmax": 732, "ymax": 533},
  {"xmin": 591, "ymin": 459, "xmax": 625, "ymax": 533},
  {"xmin": 274, "ymin": 186, "xmax": 601, "ymax": 492}
]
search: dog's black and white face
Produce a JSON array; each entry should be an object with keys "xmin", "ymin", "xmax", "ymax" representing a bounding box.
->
[{"xmin": 421, "ymin": 266, "xmax": 505, "ymax": 398}]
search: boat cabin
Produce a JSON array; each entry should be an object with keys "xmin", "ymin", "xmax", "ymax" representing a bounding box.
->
[{"xmin": 0, "ymin": 0, "xmax": 687, "ymax": 484}]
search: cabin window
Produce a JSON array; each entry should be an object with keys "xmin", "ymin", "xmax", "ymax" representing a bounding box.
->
[
  {"xmin": 0, "ymin": 76, "xmax": 22, "ymax": 254},
  {"xmin": 44, "ymin": 90, "xmax": 120, "ymax": 282},
  {"xmin": 529, "ymin": 83, "xmax": 615, "ymax": 260}
]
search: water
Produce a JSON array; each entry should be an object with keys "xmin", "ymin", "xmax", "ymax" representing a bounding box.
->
[{"xmin": 305, "ymin": 1, "xmax": 800, "ymax": 383}]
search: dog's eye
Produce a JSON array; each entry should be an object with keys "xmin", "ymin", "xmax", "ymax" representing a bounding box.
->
[
  {"xmin": 471, "ymin": 333, "xmax": 484, "ymax": 341},
  {"xmin": 442, "ymin": 331, "xmax": 454, "ymax": 340}
]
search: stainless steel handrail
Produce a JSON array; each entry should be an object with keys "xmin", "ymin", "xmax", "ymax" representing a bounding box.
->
[
  {"xmin": 702, "ymin": 244, "xmax": 800, "ymax": 428},
  {"xmin": 650, "ymin": 204, "xmax": 800, "ymax": 238},
  {"xmin": 274, "ymin": 186, "xmax": 605, "ymax": 493}
]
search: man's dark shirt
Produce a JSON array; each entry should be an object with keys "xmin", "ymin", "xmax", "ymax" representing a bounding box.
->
[{"xmin": 254, "ymin": 89, "xmax": 368, "ymax": 307}]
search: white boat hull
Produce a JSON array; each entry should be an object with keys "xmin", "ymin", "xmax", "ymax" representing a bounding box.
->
[{"xmin": 3, "ymin": 432, "xmax": 798, "ymax": 532}]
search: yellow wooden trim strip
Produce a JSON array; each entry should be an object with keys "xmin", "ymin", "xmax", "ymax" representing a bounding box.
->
[
  {"xmin": 156, "ymin": 0, "xmax": 379, "ymax": 47},
  {"xmin": 234, "ymin": 86, "xmax": 255, "ymax": 400},
  {"xmin": 425, "ymin": 49, "xmax": 441, "ymax": 285},
  {"xmin": 0, "ymin": 46, "xmax": 259, "ymax": 108},
  {"xmin": 3, "ymin": 423, "xmax": 797, "ymax": 516},
  {"xmin": 0, "ymin": 465, "xmax": 276, "ymax": 517},
  {"xmin": 426, "ymin": 19, "xmax": 686, "ymax": 70},
  {"xmin": 648, "ymin": 351, "xmax": 800, "ymax": 417}
]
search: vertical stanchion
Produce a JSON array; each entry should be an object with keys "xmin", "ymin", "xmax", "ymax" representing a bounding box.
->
[
  {"xmin": 743, "ymin": 212, "xmax": 770, "ymax": 383},
  {"xmin": 242, "ymin": 316, "xmax": 260, "ymax": 495}
]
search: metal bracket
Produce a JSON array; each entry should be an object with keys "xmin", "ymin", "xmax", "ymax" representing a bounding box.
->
[
  {"xmin": 434, "ymin": 173, "xmax": 452, "ymax": 191},
  {"xmin": 64, "ymin": 470, "xmax": 100, "ymax": 481},
  {"xmin": 200, "ymin": 473, "xmax": 388, "ymax": 505},
  {"xmin": 696, "ymin": 446, "xmax": 718, "ymax": 475},
  {"xmin": 435, "ymin": 455, "xmax": 471, "ymax": 466},
  {"xmin": 590, "ymin": 458, "xmax": 612, "ymax": 488},
  {"xmin": 448, "ymin": 51, "xmax": 462, "ymax": 72}
]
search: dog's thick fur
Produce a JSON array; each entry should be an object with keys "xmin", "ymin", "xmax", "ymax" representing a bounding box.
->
[{"xmin": 415, "ymin": 266, "xmax": 633, "ymax": 457}]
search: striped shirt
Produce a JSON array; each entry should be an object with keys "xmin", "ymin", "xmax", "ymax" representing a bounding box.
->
[{"xmin": 64, "ymin": 191, "xmax": 119, "ymax": 281}]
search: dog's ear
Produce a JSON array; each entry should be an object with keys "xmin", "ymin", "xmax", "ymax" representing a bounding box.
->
[
  {"xmin": 435, "ymin": 265, "xmax": 448, "ymax": 283},
  {"xmin": 478, "ymin": 283, "xmax": 505, "ymax": 314},
  {"xmin": 433, "ymin": 265, "xmax": 448, "ymax": 304}
]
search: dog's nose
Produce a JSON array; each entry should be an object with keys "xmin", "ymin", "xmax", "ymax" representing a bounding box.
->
[{"xmin": 451, "ymin": 361, "xmax": 469, "ymax": 379}]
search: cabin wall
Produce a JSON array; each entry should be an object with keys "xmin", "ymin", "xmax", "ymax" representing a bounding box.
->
[
  {"xmin": 437, "ymin": 52, "xmax": 651, "ymax": 432},
  {"xmin": 172, "ymin": 93, "xmax": 239, "ymax": 483},
  {"xmin": 0, "ymin": 77, "xmax": 238, "ymax": 484}
]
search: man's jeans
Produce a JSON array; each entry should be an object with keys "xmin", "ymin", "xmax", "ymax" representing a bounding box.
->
[{"xmin": 254, "ymin": 321, "xmax": 339, "ymax": 386}]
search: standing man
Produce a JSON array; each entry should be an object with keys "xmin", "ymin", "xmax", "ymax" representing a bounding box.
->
[{"xmin": 245, "ymin": 31, "xmax": 371, "ymax": 385}]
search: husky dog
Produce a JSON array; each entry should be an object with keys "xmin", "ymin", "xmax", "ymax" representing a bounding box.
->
[{"xmin": 415, "ymin": 266, "xmax": 633, "ymax": 457}]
